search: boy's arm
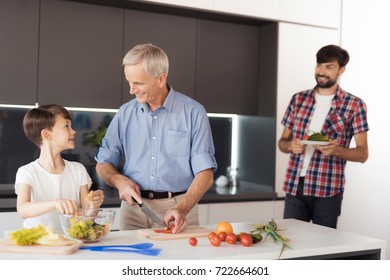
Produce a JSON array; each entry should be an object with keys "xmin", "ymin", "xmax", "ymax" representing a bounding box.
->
[{"xmin": 16, "ymin": 183, "xmax": 78, "ymax": 217}]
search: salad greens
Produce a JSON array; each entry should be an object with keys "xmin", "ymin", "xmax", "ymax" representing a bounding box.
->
[{"xmin": 9, "ymin": 225, "xmax": 75, "ymax": 246}]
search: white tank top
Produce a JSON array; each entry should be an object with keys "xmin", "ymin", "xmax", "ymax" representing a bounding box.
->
[{"xmin": 300, "ymin": 92, "xmax": 334, "ymax": 177}]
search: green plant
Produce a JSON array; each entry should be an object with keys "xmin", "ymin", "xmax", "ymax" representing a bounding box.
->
[
  {"xmin": 82, "ymin": 123, "xmax": 107, "ymax": 149},
  {"xmin": 82, "ymin": 123, "xmax": 107, "ymax": 163}
]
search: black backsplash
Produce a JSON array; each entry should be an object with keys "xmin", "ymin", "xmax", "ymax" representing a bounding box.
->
[{"xmin": 0, "ymin": 108, "xmax": 274, "ymax": 192}]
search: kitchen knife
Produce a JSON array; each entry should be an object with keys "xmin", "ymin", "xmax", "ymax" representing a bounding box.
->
[{"xmin": 138, "ymin": 203, "xmax": 164, "ymax": 226}]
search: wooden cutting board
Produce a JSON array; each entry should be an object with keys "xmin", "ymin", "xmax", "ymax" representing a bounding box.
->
[
  {"xmin": 0, "ymin": 239, "xmax": 82, "ymax": 255},
  {"xmin": 137, "ymin": 226, "xmax": 211, "ymax": 240}
]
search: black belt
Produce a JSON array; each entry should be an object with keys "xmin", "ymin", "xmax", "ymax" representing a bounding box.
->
[{"xmin": 140, "ymin": 190, "xmax": 186, "ymax": 199}]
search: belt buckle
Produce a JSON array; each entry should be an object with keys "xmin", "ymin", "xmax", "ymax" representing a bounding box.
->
[
  {"xmin": 167, "ymin": 192, "xmax": 173, "ymax": 199},
  {"xmin": 148, "ymin": 192, "xmax": 154, "ymax": 199}
]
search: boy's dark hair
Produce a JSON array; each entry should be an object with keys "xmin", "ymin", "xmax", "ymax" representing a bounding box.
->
[
  {"xmin": 316, "ymin": 45, "xmax": 350, "ymax": 68},
  {"xmin": 23, "ymin": 104, "xmax": 71, "ymax": 147}
]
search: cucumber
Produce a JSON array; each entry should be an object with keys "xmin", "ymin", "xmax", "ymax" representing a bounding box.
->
[{"xmin": 308, "ymin": 133, "xmax": 329, "ymax": 141}]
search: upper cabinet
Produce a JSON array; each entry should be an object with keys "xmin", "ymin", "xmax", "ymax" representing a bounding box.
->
[
  {"xmin": 38, "ymin": 0, "xmax": 123, "ymax": 108},
  {"xmin": 122, "ymin": 7, "xmax": 276, "ymax": 115},
  {"xmin": 195, "ymin": 19, "xmax": 261, "ymax": 115},
  {"xmin": 1, "ymin": 0, "xmax": 340, "ymax": 115},
  {"xmin": 0, "ymin": 0, "xmax": 39, "ymax": 105},
  {"xmin": 123, "ymin": 9, "xmax": 197, "ymax": 103},
  {"xmin": 279, "ymin": 0, "xmax": 341, "ymax": 29},
  {"xmin": 213, "ymin": 0, "xmax": 279, "ymax": 21},
  {"xmin": 142, "ymin": 0, "xmax": 341, "ymax": 29}
]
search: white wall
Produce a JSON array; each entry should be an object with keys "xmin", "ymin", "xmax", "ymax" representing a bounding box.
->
[{"xmin": 337, "ymin": 0, "xmax": 390, "ymax": 259}]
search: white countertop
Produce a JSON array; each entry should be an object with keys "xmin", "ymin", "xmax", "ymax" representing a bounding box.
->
[{"xmin": 0, "ymin": 219, "xmax": 386, "ymax": 260}]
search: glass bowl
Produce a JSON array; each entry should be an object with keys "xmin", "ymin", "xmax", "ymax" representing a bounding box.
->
[{"xmin": 59, "ymin": 209, "xmax": 115, "ymax": 243}]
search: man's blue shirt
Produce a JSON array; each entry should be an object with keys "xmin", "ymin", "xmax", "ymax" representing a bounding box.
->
[{"xmin": 95, "ymin": 86, "xmax": 217, "ymax": 192}]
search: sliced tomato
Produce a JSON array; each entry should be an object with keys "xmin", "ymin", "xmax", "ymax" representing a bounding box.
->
[{"xmin": 154, "ymin": 223, "xmax": 175, "ymax": 234}]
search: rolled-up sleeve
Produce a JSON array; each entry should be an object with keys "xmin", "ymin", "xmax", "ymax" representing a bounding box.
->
[
  {"xmin": 190, "ymin": 107, "xmax": 217, "ymax": 175},
  {"xmin": 95, "ymin": 113, "xmax": 123, "ymax": 168}
]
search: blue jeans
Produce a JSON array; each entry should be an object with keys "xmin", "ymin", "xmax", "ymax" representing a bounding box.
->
[{"xmin": 283, "ymin": 177, "xmax": 343, "ymax": 229}]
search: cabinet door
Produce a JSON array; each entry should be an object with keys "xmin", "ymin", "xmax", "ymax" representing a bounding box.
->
[
  {"xmin": 207, "ymin": 201, "xmax": 277, "ymax": 224},
  {"xmin": 0, "ymin": 0, "xmax": 39, "ymax": 105},
  {"xmin": 280, "ymin": 0, "xmax": 341, "ymax": 29},
  {"xmin": 123, "ymin": 9, "xmax": 197, "ymax": 103},
  {"xmin": 195, "ymin": 19, "xmax": 260, "ymax": 114},
  {"xmin": 38, "ymin": 0, "xmax": 123, "ymax": 108}
]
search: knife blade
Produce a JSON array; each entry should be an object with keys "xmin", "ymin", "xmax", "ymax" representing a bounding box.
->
[{"xmin": 138, "ymin": 203, "xmax": 164, "ymax": 226}]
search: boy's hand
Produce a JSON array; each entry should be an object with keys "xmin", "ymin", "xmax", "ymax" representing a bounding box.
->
[
  {"xmin": 55, "ymin": 199, "xmax": 78, "ymax": 215},
  {"xmin": 86, "ymin": 190, "xmax": 104, "ymax": 208}
]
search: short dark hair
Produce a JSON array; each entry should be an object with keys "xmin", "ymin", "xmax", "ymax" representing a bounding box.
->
[
  {"xmin": 23, "ymin": 104, "xmax": 71, "ymax": 147},
  {"xmin": 316, "ymin": 45, "xmax": 350, "ymax": 67}
]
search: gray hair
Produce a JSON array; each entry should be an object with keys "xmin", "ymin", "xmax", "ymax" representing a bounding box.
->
[{"xmin": 122, "ymin": 43, "xmax": 169, "ymax": 78}]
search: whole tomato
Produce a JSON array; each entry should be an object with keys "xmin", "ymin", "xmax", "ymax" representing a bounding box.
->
[
  {"xmin": 218, "ymin": 231, "xmax": 227, "ymax": 242},
  {"xmin": 210, "ymin": 235, "xmax": 222, "ymax": 247},
  {"xmin": 208, "ymin": 232, "xmax": 217, "ymax": 241},
  {"xmin": 189, "ymin": 237, "xmax": 198, "ymax": 246},
  {"xmin": 239, "ymin": 233, "xmax": 253, "ymax": 247},
  {"xmin": 225, "ymin": 233, "xmax": 237, "ymax": 244}
]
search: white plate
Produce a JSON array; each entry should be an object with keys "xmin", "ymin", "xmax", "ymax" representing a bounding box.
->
[{"xmin": 301, "ymin": 140, "xmax": 331, "ymax": 146}]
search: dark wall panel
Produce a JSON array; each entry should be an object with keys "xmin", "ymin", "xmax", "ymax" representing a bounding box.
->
[
  {"xmin": 123, "ymin": 9, "xmax": 197, "ymax": 102},
  {"xmin": 38, "ymin": 0, "xmax": 123, "ymax": 108},
  {"xmin": 195, "ymin": 19, "xmax": 260, "ymax": 115},
  {"xmin": 0, "ymin": 0, "xmax": 39, "ymax": 105}
]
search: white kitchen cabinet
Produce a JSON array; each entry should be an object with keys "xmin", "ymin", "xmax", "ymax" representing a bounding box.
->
[
  {"xmin": 141, "ymin": 0, "xmax": 341, "ymax": 28},
  {"xmin": 142, "ymin": 0, "xmax": 214, "ymax": 10},
  {"xmin": 204, "ymin": 201, "xmax": 283, "ymax": 224},
  {"xmin": 214, "ymin": 0, "xmax": 279, "ymax": 20},
  {"xmin": 280, "ymin": 0, "xmax": 341, "ymax": 29}
]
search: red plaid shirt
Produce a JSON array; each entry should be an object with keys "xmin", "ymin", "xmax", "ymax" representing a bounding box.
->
[{"xmin": 281, "ymin": 86, "xmax": 369, "ymax": 197}]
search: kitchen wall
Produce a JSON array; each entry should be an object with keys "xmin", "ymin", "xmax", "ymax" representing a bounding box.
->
[{"xmin": 336, "ymin": 0, "xmax": 390, "ymax": 260}]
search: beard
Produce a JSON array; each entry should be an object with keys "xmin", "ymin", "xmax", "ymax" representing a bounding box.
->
[{"xmin": 315, "ymin": 75, "xmax": 337, "ymax": 88}]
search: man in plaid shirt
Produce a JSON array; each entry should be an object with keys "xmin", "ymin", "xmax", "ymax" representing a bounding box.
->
[{"xmin": 278, "ymin": 45, "xmax": 369, "ymax": 228}]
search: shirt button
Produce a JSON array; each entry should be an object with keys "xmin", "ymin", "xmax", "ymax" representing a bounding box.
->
[
  {"xmin": 152, "ymin": 136, "xmax": 156, "ymax": 140},
  {"xmin": 153, "ymin": 116, "xmax": 157, "ymax": 119},
  {"xmin": 150, "ymin": 175, "xmax": 154, "ymax": 179},
  {"xmin": 152, "ymin": 156, "xmax": 155, "ymax": 160}
]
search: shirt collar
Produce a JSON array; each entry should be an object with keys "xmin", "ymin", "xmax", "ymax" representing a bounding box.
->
[
  {"xmin": 311, "ymin": 85, "xmax": 344, "ymax": 98},
  {"xmin": 138, "ymin": 84, "xmax": 174, "ymax": 114},
  {"xmin": 161, "ymin": 84, "xmax": 175, "ymax": 113}
]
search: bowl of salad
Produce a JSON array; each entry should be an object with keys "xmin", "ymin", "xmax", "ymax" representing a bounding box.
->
[{"xmin": 59, "ymin": 209, "xmax": 116, "ymax": 243}]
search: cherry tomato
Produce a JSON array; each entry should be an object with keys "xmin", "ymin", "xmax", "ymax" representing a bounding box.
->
[
  {"xmin": 210, "ymin": 235, "xmax": 222, "ymax": 247},
  {"xmin": 225, "ymin": 233, "xmax": 237, "ymax": 244},
  {"xmin": 218, "ymin": 231, "xmax": 227, "ymax": 242},
  {"xmin": 208, "ymin": 232, "xmax": 217, "ymax": 241},
  {"xmin": 239, "ymin": 233, "xmax": 253, "ymax": 247},
  {"xmin": 189, "ymin": 237, "xmax": 198, "ymax": 246},
  {"xmin": 303, "ymin": 135, "xmax": 310, "ymax": 140}
]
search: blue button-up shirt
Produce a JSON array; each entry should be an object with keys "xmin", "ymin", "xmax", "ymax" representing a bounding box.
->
[{"xmin": 95, "ymin": 86, "xmax": 217, "ymax": 192}]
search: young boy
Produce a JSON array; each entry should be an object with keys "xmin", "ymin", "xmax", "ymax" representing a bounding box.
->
[{"xmin": 15, "ymin": 104, "xmax": 104, "ymax": 233}]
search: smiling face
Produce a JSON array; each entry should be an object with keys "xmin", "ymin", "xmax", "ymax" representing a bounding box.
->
[
  {"xmin": 47, "ymin": 115, "xmax": 76, "ymax": 150},
  {"xmin": 124, "ymin": 63, "xmax": 168, "ymax": 111},
  {"xmin": 315, "ymin": 60, "xmax": 345, "ymax": 90}
]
